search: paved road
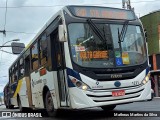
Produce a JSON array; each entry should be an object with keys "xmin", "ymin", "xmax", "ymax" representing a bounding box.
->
[{"xmin": 0, "ymin": 98, "xmax": 159, "ymax": 120}]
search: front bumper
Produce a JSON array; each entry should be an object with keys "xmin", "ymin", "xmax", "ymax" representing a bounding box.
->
[{"xmin": 69, "ymin": 81, "xmax": 151, "ymax": 109}]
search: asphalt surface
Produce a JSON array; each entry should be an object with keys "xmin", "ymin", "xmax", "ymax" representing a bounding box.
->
[{"xmin": 0, "ymin": 98, "xmax": 159, "ymax": 120}]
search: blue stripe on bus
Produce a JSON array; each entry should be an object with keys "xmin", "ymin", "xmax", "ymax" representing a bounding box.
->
[
  {"xmin": 67, "ymin": 77, "xmax": 75, "ymax": 87},
  {"xmin": 66, "ymin": 68, "xmax": 81, "ymax": 87},
  {"xmin": 146, "ymin": 67, "xmax": 150, "ymax": 75}
]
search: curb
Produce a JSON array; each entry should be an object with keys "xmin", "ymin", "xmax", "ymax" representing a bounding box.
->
[{"xmin": 154, "ymin": 97, "xmax": 160, "ymax": 98}]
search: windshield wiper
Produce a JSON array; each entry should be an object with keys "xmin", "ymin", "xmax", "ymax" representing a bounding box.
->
[
  {"xmin": 87, "ymin": 19, "xmax": 107, "ymax": 43},
  {"xmin": 117, "ymin": 20, "xmax": 129, "ymax": 52},
  {"xmin": 118, "ymin": 28, "xmax": 122, "ymax": 51},
  {"xmin": 118, "ymin": 20, "xmax": 129, "ymax": 43},
  {"xmin": 79, "ymin": 36, "xmax": 94, "ymax": 45}
]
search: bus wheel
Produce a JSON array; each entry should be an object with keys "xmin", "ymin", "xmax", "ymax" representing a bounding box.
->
[
  {"xmin": 6, "ymin": 105, "xmax": 8, "ymax": 109},
  {"xmin": 45, "ymin": 91, "xmax": 57, "ymax": 117},
  {"xmin": 9, "ymin": 105, "xmax": 14, "ymax": 109},
  {"xmin": 8, "ymin": 101, "xmax": 14, "ymax": 109},
  {"xmin": 101, "ymin": 105, "xmax": 116, "ymax": 111}
]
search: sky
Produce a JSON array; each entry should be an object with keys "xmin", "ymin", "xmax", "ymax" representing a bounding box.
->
[{"xmin": 0, "ymin": 0, "xmax": 160, "ymax": 92}]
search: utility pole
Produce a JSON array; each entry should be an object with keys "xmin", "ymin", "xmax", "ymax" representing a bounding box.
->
[
  {"xmin": 122, "ymin": 0, "xmax": 126, "ymax": 9},
  {"xmin": 127, "ymin": 0, "xmax": 131, "ymax": 10},
  {"xmin": 122, "ymin": 0, "xmax": 132, "ymax": 10}
]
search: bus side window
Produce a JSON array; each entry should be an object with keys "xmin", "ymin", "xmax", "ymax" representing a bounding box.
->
[
  {"xmin": 11, "ymin": 66, "xmax": 16, "ymax": 83},
  {"xmin": 31, "ymin": 42, "xmax": 39, "ymax": 70},
  {"xmin": 9, "ymin": 69, "xmax": 12, "ymax": 84},
  {"xmin": 39, "ymin": 33, "xmax": 48, "ymax": 65},
  {"xmin": 11, "ymin": 67, "xmax": 14, "ymax": 84},
  {"xmin": 13, "ymin": 63, "xmax": 18, "ymax": 82},
  {"xmin": 19, "ymin": 58, "xmax": 24, "ymax": 78},
  {"xmin": 14, "ymin": 74, "xmax": 18, "ymax": 82},
  {"xmin": 56, "ymin": 35, "xmax": 62, "ymax": 68}
]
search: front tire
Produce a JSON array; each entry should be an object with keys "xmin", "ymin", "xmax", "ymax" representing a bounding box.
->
[
  {"xmin": 148, "ymin": 94, "xmax": 154, "ymax": 101},
  {"xmin": 8, "ymin": 100, "xmax": 14, "ymax": 109},
  {"xmin": 101, "ymin": 105, "xmax": 116, "ymax": 111},
  {"xmin": 147, "ymin": 89, "xmax": 154, "ymax": 101},
  {"xmin": 45, "ymin": 91, "xmax": 57, "ymax": 117},
  {"xmin": 6, "ymin": 105, "xmax": 8, "ymax": 109}
]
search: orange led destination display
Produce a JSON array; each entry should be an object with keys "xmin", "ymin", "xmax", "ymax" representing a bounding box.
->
[
  {"xmin": 68, "ymin": 6, "xmax": 135, "ymax": 20},
  {"xmin": 80, "ymin": 51, "xmax": 108, "ymax": 60}
]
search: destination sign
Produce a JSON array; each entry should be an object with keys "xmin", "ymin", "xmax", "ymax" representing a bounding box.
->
[
  {"xmin": 68, "ymin": 6, "xmax": 136, "ymax": 20},
  {"xmin": 80, "ymin": 51, "xmax": 108, "ymax": 60}
]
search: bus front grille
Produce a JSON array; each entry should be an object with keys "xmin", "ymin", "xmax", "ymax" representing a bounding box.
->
[{"xmin": 85, "ymin": 87, "xmax": 144, "ymax": 103}]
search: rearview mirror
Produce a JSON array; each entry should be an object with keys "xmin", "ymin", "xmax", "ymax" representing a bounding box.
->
[
  {"xmin": 58, "ymin": 25, "xmax": 66, "ymax": 42},
  {"xmin": 11, "ymin": 42, "xmax": 25, "ymax": 54}
]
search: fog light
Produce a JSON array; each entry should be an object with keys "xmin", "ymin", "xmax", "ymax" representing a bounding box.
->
[{"xmin": 142, "ymin": 80, "xmax": 147, "ymax": 85}]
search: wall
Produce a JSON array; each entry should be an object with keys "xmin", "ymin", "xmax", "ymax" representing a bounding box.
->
[{"xmin": 140, "ymin": 11, "xmax": 160, "ymax": 55}]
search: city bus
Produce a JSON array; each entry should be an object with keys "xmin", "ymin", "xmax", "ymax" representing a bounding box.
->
[{"xmin": 8, "ymin": 5, "xmax": 151, "ymax": 116}]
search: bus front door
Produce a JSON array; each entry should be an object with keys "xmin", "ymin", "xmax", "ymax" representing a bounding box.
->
[
  {"xmin": 24, "ymin": 55, "xmax": 33, "ymax": 107},
  {"xmin": 51, "ymin": 31, "xmax": 69, "ymax": 107},
  {"xmin": 56, "ymin": 42, "xmax": 69, "ymax": 107}
]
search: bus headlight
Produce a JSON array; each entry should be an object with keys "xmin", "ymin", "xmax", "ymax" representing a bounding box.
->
[
  {"xmin": 69, "ymin": 75, "xmax": 91, "ymax": 91},
  {"xmin": 82, "ymin": 85, "xmax": 88, "ymax": 90},
  {"xmin": 142, "ymin": 73, "xmax": 150, "ymax": 85}
]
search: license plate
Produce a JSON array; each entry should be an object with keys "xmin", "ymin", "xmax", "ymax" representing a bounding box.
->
[{"xmin": 112, "ymin": 90, "xmax": 125, "ymax": 97}]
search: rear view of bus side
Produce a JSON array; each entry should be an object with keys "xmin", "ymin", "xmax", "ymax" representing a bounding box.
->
[{"xmin": 7, "ymin": 5, "xmax": 151, "ymax": 116}]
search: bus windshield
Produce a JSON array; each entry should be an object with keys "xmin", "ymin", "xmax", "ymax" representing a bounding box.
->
[{"xmin": 68, "ymin": 23, "xmax": 147, "ymax": 68}]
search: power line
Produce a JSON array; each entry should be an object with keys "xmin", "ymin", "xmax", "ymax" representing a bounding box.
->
[
  {"xmin": 0, "ymin": 49, "xmax": 14, "ymax": 54},
  {"xmin": 6, "ymin": 30, "xmax": 36, "ymax": 34},
  {"xmin": 0, "ymin": 0, "xmax": 159, "ymax": 8},
  {"xmin": 0, "ymin": 5, "xmax": 64, "ymax": 8},
  {"xmin": 0, "ymin": 61, "xmax": 14, "ymax": 64}
]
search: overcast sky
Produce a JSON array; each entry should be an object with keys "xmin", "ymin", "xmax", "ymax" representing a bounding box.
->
[{"xmin": 0, "ymin": 0, "xmax": 160, "ymax": 92}]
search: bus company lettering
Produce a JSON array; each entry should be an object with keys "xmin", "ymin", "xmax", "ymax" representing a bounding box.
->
[
  {"xmin": 32, "ymin": 79, "xmax": 42, "ymax": 87},
  {"xmin": 111, "ymin": 74, "xmax": 122, "ymax": 79},
  {"xmin": 92, "ymin": 85, "xmax": 103, "ymax": 89}
]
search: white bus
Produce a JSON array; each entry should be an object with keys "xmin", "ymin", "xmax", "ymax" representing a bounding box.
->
[{"xmin": 8, "ymin": 5, "xmax": 151, "ymax": 116}]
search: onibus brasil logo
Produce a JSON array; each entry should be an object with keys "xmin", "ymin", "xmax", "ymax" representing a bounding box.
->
[{"xmin": 1, "ymin": 112, "xmax": 42, "ymax": 118}]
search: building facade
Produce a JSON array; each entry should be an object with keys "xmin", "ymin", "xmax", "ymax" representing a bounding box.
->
[{"xmin": 141, "ymin": 10, "xmax": 160, "ymax": 97}]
